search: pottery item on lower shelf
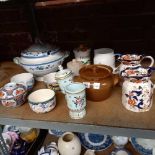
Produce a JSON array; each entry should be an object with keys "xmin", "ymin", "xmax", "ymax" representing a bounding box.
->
[
  {"xmin": 74, "ymin": 64, "xmax": 119, "ymax": 101},
  {"xmin": 0, "ymin": 82, "xmax": 27, "ymax": 107},
  {"xmin": 121, "ymin": 66, "xmax": 155, "ymax": 112},
  {"xmin": 84, "ymin": 149, "xmax": 95, "ymax": 155},
  {"xmin": 58, "ymin": 132, "xmax": 81, "ymax": 155},
  {"xmin": 110, "ymin": 148, "xmax": 131, "ymax": 155},
  {"xmin": 77, "ymin": 132, "xmax": 112, "ymax": 151},
  {"xmin": 112, "ymin": 136, "xmax": 128, "ymax": 148},
  {"xmin": 43, "ymin": 72, "xmax": 60, "ymax": 91},
  {"xmin": 65, "ymin": 82, "xmax": 86, "ymax": 119},
  {"xmin": 28, "ymin": 89, "xmax": 56, "ymax": 113},
  {"xmin": 38, "ymin": 142, "xmax": 59, "ymax": 155},
  {"xmin": 10, "ymin": 72, "xmax": 35, "ymax": 92},
  {"xmin": 130, "ymin": 137, "xmax": 155, "ymax": 155},
  {"xmin": 55, "ymin": 65, "xmax": 73, "ymax": 94},
  {"xmin": 67, "ymin": 59, "xmax": 84, "ymax": 76},
  {"xmin": 48, "ymin": 129, "xmax": 65, "ymax": 137}
]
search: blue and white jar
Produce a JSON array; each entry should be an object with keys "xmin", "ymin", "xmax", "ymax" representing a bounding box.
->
[
  {"xmin": 65, "ymin": 82, "xmax": 86, "ymax": 119},
  {"xmin": 55, "ymin": 65, "xmax": 73, "ymax": 94}
]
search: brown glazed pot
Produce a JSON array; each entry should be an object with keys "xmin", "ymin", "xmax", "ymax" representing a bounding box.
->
[{"xmin": 74, "ymin": 64, "xmax": 119, "ymax": 102}]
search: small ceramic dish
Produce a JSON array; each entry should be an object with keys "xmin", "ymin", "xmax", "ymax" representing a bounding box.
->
[
  {"xmin": 110, "ymin": 148, "xmax": 131, "ymax": 155},
  {"xmin": 48, "ymin": 129, "xmax": 65, "ymax": 137},
  {"xmin": 28, "ymin": 89, "xmax": 56, "ymax": 113},
  {"xmin": 77, "ymin": 132, "xmax": 112, "ymax": 151},
  {"xmin": 130, "ymin": 137, "xmax": 155, "ymax": 155}
]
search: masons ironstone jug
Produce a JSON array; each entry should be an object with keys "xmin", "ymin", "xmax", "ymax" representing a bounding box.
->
[{"xmin": 121, "ymin": 66, "xmax": 155, "ymax": 112}]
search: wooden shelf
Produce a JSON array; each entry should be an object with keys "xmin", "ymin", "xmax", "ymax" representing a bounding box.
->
[{"xmin": 0, "ymin": 61, "xmax": 155, "ymax": 139}]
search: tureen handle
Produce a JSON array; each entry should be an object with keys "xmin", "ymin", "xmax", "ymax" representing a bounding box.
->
[{"xmin": 13, "ymin": 57, "xmax": 21, "ymax": 65}]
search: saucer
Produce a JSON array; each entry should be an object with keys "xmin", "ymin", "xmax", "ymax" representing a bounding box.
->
[
  {"xmin": 130, "ymin": 137, "xmax": 155, "ymax": 155},
  {"xmin": 77, "ymin": 133, "xmax": 112, "ymax": 151}
]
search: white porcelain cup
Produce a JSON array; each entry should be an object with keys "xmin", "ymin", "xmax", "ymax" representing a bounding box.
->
[{"xmin": 94, "ymin": 48, "xmax": 120, "ymax": 70}]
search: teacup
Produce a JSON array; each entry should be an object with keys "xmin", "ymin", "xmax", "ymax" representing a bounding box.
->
[
  {"xmin": 10, "ymin": 73, "xmax": 34, "ymax": 91},
  {"xmin": 43, "ymin": 72, "xmax": 60, "ymax": 91}
]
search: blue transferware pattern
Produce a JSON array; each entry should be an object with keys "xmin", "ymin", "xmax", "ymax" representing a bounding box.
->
[
  {"xmin": 130, "ymin": 137, "xmax": 153, "ymax": 155},
  {"xmin": 77, "ymin": 133, "xmax": 112, "ymax": 151},
  {"xmin": 48, "ymin": 129, "xmax": 65, "ymax": 137}
]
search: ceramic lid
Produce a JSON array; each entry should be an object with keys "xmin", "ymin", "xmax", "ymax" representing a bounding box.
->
[
  {"xmin": 0, "ymin": 82, "xmax": 26, "ymax": 100},
  {"xmin": 79, "ymin": 64, "xmax": 113, "ymax": 81},
  {"xmin": 55, "ymin": 65, "xmax": 72, "ymax": 79},
  {"xmin": 21, "ymin": 44, "xmax": 59, "ymax": 58}
]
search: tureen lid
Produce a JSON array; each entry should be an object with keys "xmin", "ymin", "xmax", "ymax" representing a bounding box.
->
[
  {"xmin": 55, "ymin": 65, "xmax": 72, "ymax": 79},
  {"xmin": 21, "ymin": 44, "xmax": 60, "ymax": 58}
]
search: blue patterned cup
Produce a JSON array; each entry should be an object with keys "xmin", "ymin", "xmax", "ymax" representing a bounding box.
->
[{"xmin": 65, "ymin": 82, "xmax": 86, "ymax": 119}]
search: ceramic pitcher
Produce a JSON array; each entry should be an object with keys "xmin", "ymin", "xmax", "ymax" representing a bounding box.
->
[
  {"xmin": 121, "ymin": 66, "xmax": 154, "ymax": 112},
  {"xmin": 116, "ymin": 54, "xmax": 154, "ymax": 74}
]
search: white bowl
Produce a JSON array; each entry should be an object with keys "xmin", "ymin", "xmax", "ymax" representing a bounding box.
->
[{"xmin": 28, "ymin": 89, "xmax": 56, "ymax": 113}]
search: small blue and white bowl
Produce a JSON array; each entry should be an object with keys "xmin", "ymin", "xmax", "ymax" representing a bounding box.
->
[
  {"xmin": 48, "ymin": 129, "xmax": 65, "ymax": 137},
  {"xmin": 77, "ymin": 132, "xmax": 112, "ymax": 151},
  {"xmin": 130, "ymin": 137, "xmax": 155, "ymax": 155},
  {"xmin": 110, "ymin": 148, "xmax": 131, "ymax": 155},
  {"xmin": 28, "ymin": 89, "xmax": 56, "ymax": 113}
]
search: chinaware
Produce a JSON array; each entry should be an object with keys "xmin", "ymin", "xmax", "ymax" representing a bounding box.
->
[
  {"xmin": 77, "ymin": 132, "xmax": 112, "ymax": 151},
  {"xmin": 130, "ymin": 137, "xmax": 155, "ymax": 155},
  {"xmin": 67, "ymin": 59, "xmax": 84, "ymax": 76},
  {"xmin": 74, "ymin": 64, "xmax": 119, "ymax": 101},
  {"xmin": 43, "ymin": 72, "xmax": 60, "ymax": 91},
  {"xmin": 73, "ymin": 44, "xmax": 91, "ymax": 64},
  {"xmin": 0, "ymin": 82, "xmax": 27, "ymax": 107},
  {"xmin": 116, "ymin": 54, "xmax": 154, "ymax": 74},
  {"xmin": 93, "ymin": 48, "xmax": 120, "ymax": 70},
  {"xmin": 58, "ymin": 132, "xmax": 81, "ymax": 155},
  {"xmin": 38, "ymin": 142, "xmax": 59, "ymax": 155},
  {"xmin": 10, "ymin": 72, "xmax": 34, "ymax": 91},
  {"xmin": 28, "ymin": 89, "xmax": 56, "ymax": 113},
  {"xmin": 55, "ymin": 65, "xmax": 73, "ymax": 94},
  {"xmin": 13, "ymin": 43, "xmax": 69, "ymax": 81},
  {"xmin": 65, "ymin": 82, "xmax": 86, "ymax": 119},
  {"xmin": 121, "ymin": 66, "xmax": 154, "ymax": 112},
  {"xmin": 84, "ymin": 149, "xmax": 95, "ymax": 155},
  {"xmin": 112, "ymin": 136, "xmax": 128, "ymax": 148},
  {"xmin": 110, "ymin": 148, "xmax": 131, "ymax": 155},
  {"xmin": 48, "ymin": 129, "xmax": 65, "ymax": 137}
]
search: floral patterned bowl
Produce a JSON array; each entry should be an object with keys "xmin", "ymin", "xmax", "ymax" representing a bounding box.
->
[
  {"xmin": 28, "ymin": 89, "xmax": 56, "ymax": 113},
  {"xmin": 0, "ymin": 82, "xmax": 27, "ymax": 107}
]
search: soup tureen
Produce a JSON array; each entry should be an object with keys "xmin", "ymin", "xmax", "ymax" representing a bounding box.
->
[{"xmin": 13, "ymin": 44, "xmax": 69, "ymax": 81}]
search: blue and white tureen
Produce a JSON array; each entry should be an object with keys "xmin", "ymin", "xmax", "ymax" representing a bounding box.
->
[{"xmin": 13, "ymin": 43, "xmax": 69, "ymax": 81}]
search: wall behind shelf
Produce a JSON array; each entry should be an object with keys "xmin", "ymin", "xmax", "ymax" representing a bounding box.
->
[{"xmin": 0, "ymin": 0, "xmax": 155, "ymax": 61}]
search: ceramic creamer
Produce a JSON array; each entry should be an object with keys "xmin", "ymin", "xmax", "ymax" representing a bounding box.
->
[
  {"xmin": 58, "ymin": 132, "xmax": 81, "ymax": 155},
  {"xmin": 0, "ymin": 82, "xmax": 27, "ymax": 107},
  {"xmin": 73, "ymin": 44, "xmax": 91, "ymax": 64},
  {"xmin": 65, "ymin": 82, "xmax": 86, "ymax": 119},
  {"xmin": 55, "ymin": 65, "xmax": 73, "ymax": 94},
  {"xmin": 121, "ymin": 67, "xmax": 154, "ymax": 112},
  {"xmin": 116, "ymin": 54, "xmax": 154, "ymax": 74}
]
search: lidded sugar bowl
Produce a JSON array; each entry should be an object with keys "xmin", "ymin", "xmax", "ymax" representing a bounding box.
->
[
  {"xmin": 0, "ymin": 82, "xmax": 27, "ymax": 107},
  {"xmin": 13, "ymin": 43, "xmax": 69, "ymax": 81}
]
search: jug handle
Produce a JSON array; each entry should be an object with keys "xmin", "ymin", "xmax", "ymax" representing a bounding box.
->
[
  {"xmin": 142, "ymin": 56, "xmax": 154, "ymax": 67},
  {"xmin": 13, "ymin": 57, "xmax": 21, "ymax": 65},
  {"xmin": 113, "ymin": 74, "xmax": 120, "ymax": 86}
]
